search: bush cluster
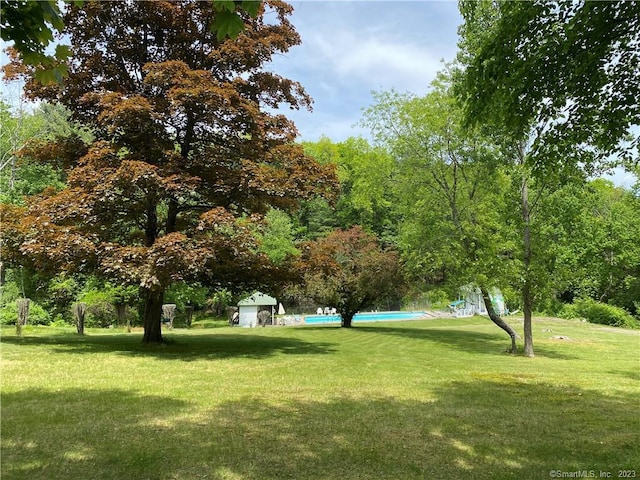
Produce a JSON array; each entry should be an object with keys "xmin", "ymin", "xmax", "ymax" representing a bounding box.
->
[
  {"xmin": 559, "ymin": 298, "xmax": 639, "ymax": 329},
  {"xmin": 0, "ymin": 300, "xmax": 51, "ymax": 325}
]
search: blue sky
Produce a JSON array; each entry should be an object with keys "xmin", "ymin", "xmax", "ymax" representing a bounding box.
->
[
  {"xmin": 1, "ymin": 1, "xmax": 635, "ymax": 186},
  {"xmin": 266, "ymin": 1, "xmax": 635, "ymax": 187},
  {"xmin": 267, "ymin": 1, "xmax": 462, "ymax": 141}
]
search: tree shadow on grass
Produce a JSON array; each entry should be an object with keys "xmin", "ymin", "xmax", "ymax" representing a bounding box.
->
[
  {"xmin": 351, "ymin": 325, "xmax": 578, "ymax": 359},
  {"xmin": 0, "ymin": 332, "xmax": 337, "ymax": 361},
  {"xmin": 1, "ymin": 388, "xmax": 190, "ymax": 480},
  {"xmin": 2, "ymin": 380, "xmax": 637, "ymax": 480},
  {"xmin": 609, "ymin": 369, "xmax": 640, "ymax": 382}
]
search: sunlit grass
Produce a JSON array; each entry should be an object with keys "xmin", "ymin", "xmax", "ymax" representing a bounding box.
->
[{"xmin": 1, "ymin": 317, "xmax": 638, "ymax": 479}]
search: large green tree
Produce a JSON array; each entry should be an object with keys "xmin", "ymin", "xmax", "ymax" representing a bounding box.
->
[
  {"xmin": 0, "ymin": 100, "xmax": 92, "ymax": 204},
  {"xmin": 301, "ymin": 136, "xmax": 396, "ymax": 241},
  {"xmin": 362, "ymin": 84, "xmax": 520, "ymax": 352},
  {"xmin": 553, "ymin": 180, "xmax": 640, "ymax": 315},
  {"xmin": 454, "ymin": 0, "xmax": 640, "ymax": 356},
  {"xmin": 3, "ymin": 0, "xmax": 336, "ymax": 343}
]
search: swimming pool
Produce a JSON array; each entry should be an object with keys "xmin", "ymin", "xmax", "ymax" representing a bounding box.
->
[{"xmin": 303, "ymin": 311, "xmax": 432, "ymax": 325}]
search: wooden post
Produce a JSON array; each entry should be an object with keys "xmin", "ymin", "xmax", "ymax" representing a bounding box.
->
[
  {"xmin": 72, "ymin": 302, "xmax": 87, "ymax": 335},
  {"xmin": 16, "ymin": 298, "xmax": 30, "ymax": 336},
  {"xmin": 162, "ymin": 304, "xmax": 176, "ymax": 330}
]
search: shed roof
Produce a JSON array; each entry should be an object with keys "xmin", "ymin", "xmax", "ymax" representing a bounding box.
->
[{"xmin": 238, "ymin": 291, "xmax": 277, "ymax": 307}]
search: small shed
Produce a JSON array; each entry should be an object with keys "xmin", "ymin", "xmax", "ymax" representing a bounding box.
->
[{"xmin": 237, "ymin": 292, "xmax": 278, "ymax": 327}]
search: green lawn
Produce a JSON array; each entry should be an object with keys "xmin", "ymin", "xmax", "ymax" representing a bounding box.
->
[{"xmin": 1, "ymin": 317, "xmax": 638, "ymax": 479}]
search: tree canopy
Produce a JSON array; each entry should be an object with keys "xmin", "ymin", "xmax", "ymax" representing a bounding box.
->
[
  {"xmin": 0, "ymin": 0, "xmax": 262, "ymax": 83},
  {"xmin": 361, "ymin": 83, "xmax": 521, "ymax": 351},
  {"xmin": 457, "ymin": 0, "xmax": 640, "ymax": 177}
]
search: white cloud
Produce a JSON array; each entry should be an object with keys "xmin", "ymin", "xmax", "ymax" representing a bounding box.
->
[
  {"xmin": 305, "ymin": 29, "xmax": 443, "ymax": 93},
  {"xmin": 268, "ymin": 1, "xmax": 462, "ymax": 142},
  {"xmin": 601, "ymin": 167, "xmax": 638, "ymax": 188}
]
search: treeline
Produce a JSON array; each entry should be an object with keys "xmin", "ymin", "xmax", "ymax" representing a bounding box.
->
[{"xmin": 1, "ymin": 96, "xmax": 638, "ymax": 330}]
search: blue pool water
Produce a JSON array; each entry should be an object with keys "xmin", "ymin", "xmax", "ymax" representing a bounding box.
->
[{"xmin": 304, "ymin": 311, "xmax": 430, "ymax": 325}]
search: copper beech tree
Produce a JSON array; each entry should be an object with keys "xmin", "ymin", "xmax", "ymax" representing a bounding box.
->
[
  {"xmin": 3, "ymin": 0, "xmax": 336, "ymax": 343},
  {"xmin": 299, "ymin": 226, "xmax": 404, "ymax": 328}
]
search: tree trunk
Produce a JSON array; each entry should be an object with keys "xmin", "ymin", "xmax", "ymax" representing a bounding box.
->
[
  {"xmin": 16, "ymin": 298, "xmax": 30, "ymax": 336},
  {"xmin": 479, "ymin": 286, "xmax": 518, "ymax": 354},
  {"xmin": 185, "ymin": 305, "xmax": 193, "ymax": 328},
  {"xmin": 72, "ymin": 302, "xmax": 86, "ymax": 335},
  {"xmin": 115, "ymin": 303, "xmax": 126, "ymax": 327},
  {"xmin": 341, "ymin": 309, "xmax": 357, "ymax": 328},
  {"xmin": 341, "ymin": 314, "xmax": 354, "ymax": 328},
  {"xmin": 142, "ymin": 287, "xmax": 164, "ymax": 344},
  {"xmin": 521, "ymin": 173, "xmax": 535, "ymax": 357},
  {"xmin": 166, "ymin": 199, "xmax": 178, "ymax": 234}
]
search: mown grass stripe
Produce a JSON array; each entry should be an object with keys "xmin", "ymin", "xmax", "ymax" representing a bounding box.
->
[{"xmin": 1, "ymin": 317, "xmax": 638, "ymax": 480}]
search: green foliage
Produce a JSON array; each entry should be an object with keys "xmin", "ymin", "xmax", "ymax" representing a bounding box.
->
[
  {"xmin": 105, "ymin": 282, "xmax": 138, "ymax": 307},
  {"xmin": 75, "ymin": 278, "xmax": 140, "ymax": 327},
  {"xmin": 78, "ymin": 289, "xmax": 117, "ymax": 328},
  {"xmin": 0, "ymin": 0, "xmax": 71, "ymax": 83},
  {"xmin": 557, "ymin": 303, "xmax": 579, "ymax": 321},
  {"xmin": 165, "ymin": 282, "xmax": 209, "ymax": 311},
  {"xmin": 361, "ymin": 82, "xmax": 514, "ymax": 292},
  {"xmin": 424, "ymin": 289, "xmax": 452, "ymax": 310},
  {"xmin": 301, "ymin": 136, "xmax": 397, "ymax": 240},
  {"xmin": 207, "ymin": 288, "xmax": 233, "ymax": 317},
  {"xmin": 0, "ymin": 160, "xmax": 65, "ymax": 204},
  {"xmin": 549, "ymin": 179, "xmax": 640, "ymax": 314},
  {"xmin": 0, "ymin": 101, "xmax": 90, "ymax": 205},
  {"xmin": 46, "ymin": 274, "xmax": 79, "ymax": 319},
  {"xmin": 294, "ymin": 197, "xmax": 338, "ymax": 240},
  {"xmin": 404, "ymin": 289, "xmax": 452, "ymax": 311},
  {"xmin": 560, "ymin": 299, "xmax": 638, "ymax": 329},
  {"xmin": 259, "ymin": 208, "xmax": 300, "ymax": 265},
  {"xmin": 37, "ymin": 103, "xmax": 93, "ymax": 142},
  {"xmin": 0, "ymin": 300, "xmax": 51, "ymax": 325},
  {"xmin": 211, "ymin": 0, "xmax": 262, "ymax": 39},
  {"xmin": 457, "ymin": 1, "xmax": 640, "ymax": 177},
  {"xmin": 0, "ymin": 281, "xmax": 21, "ymax": 307},
  {"xmin": 49, "ymin": 315, "xmax": 70, "ymax": 327}
]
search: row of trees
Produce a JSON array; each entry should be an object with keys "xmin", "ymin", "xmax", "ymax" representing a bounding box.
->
[
  {"xmin": 7, "ymin": 94, "xmax": 635, "ymax": 331},
  {"xmin": 1, "ymin": 1, "xmax": 638, "ymax": 355}
]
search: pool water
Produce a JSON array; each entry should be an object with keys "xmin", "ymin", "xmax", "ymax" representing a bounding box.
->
[{"xmin": 304, "ymin": 311, "xmax": 431, "ymax": 325}]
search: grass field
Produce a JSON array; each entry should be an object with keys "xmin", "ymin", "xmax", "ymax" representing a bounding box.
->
[{"xmin": 1, "ymin": 316, "xmax": 638, "ymax": 479}]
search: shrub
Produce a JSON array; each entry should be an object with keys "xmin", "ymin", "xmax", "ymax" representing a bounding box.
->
[
  {"xmin": 0, "ymin": 300, "xmax": 51, "ymax": 325},
  {"xmin": 557, "ymin": 303, "xmax": 580, "ymax": 320},
  {"xmin": 562, "ymin": 298, "xmax": 639, "ymax": 329},
  {"xmin": 78, "ymin": 290, "xmax": 116, "ymax": 328},
  {"xmin": 207, "ymin": 288, "xmax": 233, "ymax": 317},
  {"xmin": 47, "ymin": 274, "xmax": 79, "ymax": 319},
  {"xmin": 50, "ymin": 315, "xmax": 71, "ymax": 327},
  {"xmin": 404, "ymin": 289, "xmax": 451, "ymax": 311},
  {"xmin": 0, "ymin": 281, "xmax": 21, "ymax": 307},
  {"xmin": 85, "ymin": 301, "xmax": 116, "ymax": 328},
  {"xmin": 166, "ymin": 282, "xmax": 209, "ymax": 310}
]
